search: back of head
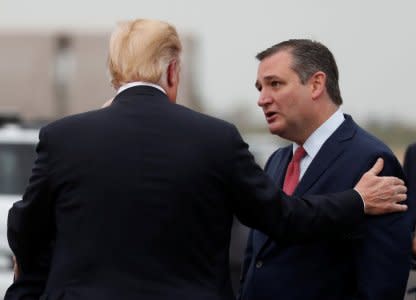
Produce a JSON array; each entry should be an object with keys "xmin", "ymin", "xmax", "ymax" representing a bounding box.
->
[
  {"xmin": 108, "ymin": 19, "xmax": 182, "ymax": 89},
  {"xmin": 257, "ymin": 39, "xmax": 343, "ymax": 105}
]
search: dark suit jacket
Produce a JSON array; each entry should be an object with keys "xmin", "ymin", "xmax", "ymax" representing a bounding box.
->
[
  {"xmin": 6, "ymin": 87, "xmax": 364, "ymax": 300},
  {"xmin": 240, "ymin": 115, "xmax": 412, "ymax": 300},
  {"xmin": 404, "ymin": 143, "xmax": 416, "ymax": 225}
]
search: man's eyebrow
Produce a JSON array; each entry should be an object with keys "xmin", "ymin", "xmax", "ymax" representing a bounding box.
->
[{"xmin": 263, "ymin": 75, "xmax": 280, "ymax": 81}]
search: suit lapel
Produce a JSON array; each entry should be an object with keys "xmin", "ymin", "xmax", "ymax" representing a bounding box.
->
[
  {"xmin": 295, "ymin": 115, "xmax": 357, "ymax": 196},
  {"xmin": 255, "ymin": 115, "xmax": 358, "ymax": 257},
  {"xmin": 268, "ymin": 146, "xmax": 292, "ymax": 188}
]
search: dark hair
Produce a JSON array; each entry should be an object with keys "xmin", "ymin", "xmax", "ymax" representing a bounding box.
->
[{"xmin": 256, "ymin": 39, "xmax": 342, "ymax": 105}]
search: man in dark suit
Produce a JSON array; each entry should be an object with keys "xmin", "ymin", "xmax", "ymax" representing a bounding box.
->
[
  {"xmin": 404, "ymin": 143, "xmax": 416, "ymax": 259},
  {"xmin": 6, "ymin": 21, "xmax": 407, "ymax": 300},
  {"xmin": 404, "ymin": 143, "xmax": 416, "ymax": 224},
  {"xmin": 239, "ymin": 40, "xmax": 412, "ymax": 300}
]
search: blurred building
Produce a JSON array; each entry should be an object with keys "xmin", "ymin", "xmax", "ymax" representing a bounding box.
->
[
  {"xmin": 0, "ymin": 32, "xmax": 56, "ymax": 121},
  {"xmin": 0, "ymin": 30, "xmax": 202, "ymax": 122}
]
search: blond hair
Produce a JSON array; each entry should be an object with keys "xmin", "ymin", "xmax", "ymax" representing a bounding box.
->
[{"xmin": 108, "ymin": 19, "xmax": 182, "ymax": 89}]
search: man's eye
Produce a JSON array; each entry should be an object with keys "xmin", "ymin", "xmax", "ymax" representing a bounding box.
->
[{"xmin": 271, "ymin": 81, "xmax": 280, "ymax": 87}]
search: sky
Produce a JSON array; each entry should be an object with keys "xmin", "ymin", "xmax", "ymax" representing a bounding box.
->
[{"xmin": 1, "ymin": 0, "xmax": 416, "ymax": 126}]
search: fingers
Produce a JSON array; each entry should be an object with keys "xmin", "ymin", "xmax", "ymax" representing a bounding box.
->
[
  {"xmin": 368, "ymin": 203, "xmax": 408, "ymax": 215},
  {"xmin": 396, "ymin": 184, "xmax": 407, "ymax": 195},
  {"xmin": 386, "ymin": 176, "xmax": 405, "ymax": 186},
  {"xmin": 394, "ymin": 191, "xmax": 407, "ymax": 202},
  {"xmin": 387, "ymin": 203, "xmax": 408, "ymax": 213},
  {"xmin": 356, "ymin": 160, "xmax": 408, "ymax": 215},
  {"xmin": 367, "ymin": 158, "xmax": 384, "ymax": 175},
  {"xmin": 384, "ymin": 178, "xmax": 407, "ymax": 201},
  {"xmin": 384, "ymin": 177, "xmax": 407, "ymax": 197}
]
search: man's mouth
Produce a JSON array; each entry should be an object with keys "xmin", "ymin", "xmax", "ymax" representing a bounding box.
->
[{"xmin": 265, "ymin": 112, "xmax": 277, "ymax": 122}]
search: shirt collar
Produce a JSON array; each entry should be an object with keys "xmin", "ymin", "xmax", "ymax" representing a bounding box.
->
[
  {"xmin": 292, "ymin": 109, "xmax": 345, "ymax": 158},
  {"xmin": 117, "ymin": 81, "xmax": 167, "ymax": 95}
]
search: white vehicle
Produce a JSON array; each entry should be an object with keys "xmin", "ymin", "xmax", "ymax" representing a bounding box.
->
[{"xmin": 0, "ymin": 122, "xmax": 39, "ymax": 270}]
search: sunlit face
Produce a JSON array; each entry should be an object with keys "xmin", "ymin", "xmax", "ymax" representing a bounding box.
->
[{"xmin": 256, "ymin": 50, "xmax": 313, "ymax": 143}]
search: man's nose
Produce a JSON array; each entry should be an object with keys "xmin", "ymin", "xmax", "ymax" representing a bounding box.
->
[{"xmin": 257, "ymin": 92, "xmax": 272, "ymax": 107}]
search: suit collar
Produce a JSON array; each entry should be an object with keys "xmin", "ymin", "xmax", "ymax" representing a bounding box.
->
[
  {"xmin": 117, "ymin": 81, "xmax": 167, "ymax": 95},
  {"xmin": 113, "ymin": 85, "xmax": 170, "ymax": 105},
  {"xmin": 301, "ymin": 109, "xmax": 345, "ymax": 160},
  {"xmin": 295, "ymin": 114, "xmax": 357, "ymax": 195}
]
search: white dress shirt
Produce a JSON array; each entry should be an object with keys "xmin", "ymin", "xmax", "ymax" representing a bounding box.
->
[
  {"xmin": 117, "ymin": 81, "xmax": 166, "ymax": 95},
  {"xmin": 292, "ymin": 109, "xmax": 345, "ymax": 180}
]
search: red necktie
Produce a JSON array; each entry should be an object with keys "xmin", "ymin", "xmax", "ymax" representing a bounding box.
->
[{"xmin": 283, "ymin": 146, "xmax": 306, "ymax": 195}]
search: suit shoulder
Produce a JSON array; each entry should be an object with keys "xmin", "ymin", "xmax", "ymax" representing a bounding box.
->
[
  {"xmin": 173, "ymin": 104, "xmax": 239, "ymax": 134},
  {"xmin": 353, "ymin": 125, "xmax": 395, "ymax": 155},
  {"xmin": 175, "ymin": 104, "xmax": 234, "ymax": 126},
  {"xmin": 41, "ymin": 109, "xmax": 103, "ymax": 136},
  {"xmin": 351, "ymin": 125, "xmax": 403, "ymax": 175}
]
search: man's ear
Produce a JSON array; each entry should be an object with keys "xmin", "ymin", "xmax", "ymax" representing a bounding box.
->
[
  {"xmin": 165, "ymin": 59, "xmax": 180, "ymax": 103},
  {"xmin": 167, "ymin": 60, "xmax": 179, "ymax": 87},
  {"xmin": 310, "ymin": 71, "xmax": 326, "ymax": 100}
]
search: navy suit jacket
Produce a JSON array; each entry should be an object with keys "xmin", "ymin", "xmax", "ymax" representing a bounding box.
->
[
  {"xmin": 240, "ymin": 115, "xmax": 412, "ymax": 300},
  {"xmin": 404, "ymin": 143, "xmax": 416, "ymax": 226},
  {"xmin": 5, "ymin": 87, "xmax": 364, "ymax": 300}
]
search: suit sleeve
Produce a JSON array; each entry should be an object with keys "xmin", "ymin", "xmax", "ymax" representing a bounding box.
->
[
  {"xmin": 354, "ymin": 154, "xmax": 412, "ymax": 300},
  {"xmin": 227, "ymin": 125, "xmax": 365, "ymax": 243},
  {"xmin": 237, "ymin": 148, "xmax": 281, "ymax": 297},
  {"xmin": 6, "ymin": 127, "xmax": 54, "ymax": 299},
  {"xmin": 237, "ymin": 230, "xmax": 253, "ymax": 299}
]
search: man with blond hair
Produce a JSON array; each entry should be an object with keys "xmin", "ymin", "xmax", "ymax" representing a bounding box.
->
[{"xmin": 6, "ymin": 20, "xmax": 407, "ymax": 300}]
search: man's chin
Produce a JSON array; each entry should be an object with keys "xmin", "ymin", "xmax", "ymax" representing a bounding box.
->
[{"xmin": 268, "ymin": 126, "xmax": 285, "ymax": 137}]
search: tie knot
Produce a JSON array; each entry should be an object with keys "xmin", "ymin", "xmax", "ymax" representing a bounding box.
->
[{"xmin": 293, "ymin": 146, "xmax": 306, "ymax": 163}]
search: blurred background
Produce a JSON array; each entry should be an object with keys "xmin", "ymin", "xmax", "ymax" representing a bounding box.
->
[{"xmin": 1, "ymin": 0, "xmax": 416, "ymax": 298}]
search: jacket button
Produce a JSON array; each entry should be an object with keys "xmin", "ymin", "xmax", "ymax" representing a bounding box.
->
[{"xmin": 255, "ymin": 260, "xmax": 263, "ymax": 268}]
